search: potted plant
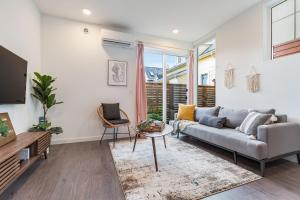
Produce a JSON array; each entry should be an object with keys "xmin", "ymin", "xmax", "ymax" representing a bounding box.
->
[{"xmin": 29, "ymin": 72, "xmax": 63, "ymax": 135}]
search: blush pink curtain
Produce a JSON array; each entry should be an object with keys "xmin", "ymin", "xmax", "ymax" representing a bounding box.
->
[
  {"xmin": 136, "ymin": 43, "xmax": 148, "ymax": 123},
  {"xmin": 188, "ymin": 50, "xmax": 194, "ymax": 104}
]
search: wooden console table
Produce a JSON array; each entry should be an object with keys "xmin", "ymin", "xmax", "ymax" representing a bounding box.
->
[{"xmin": 0, "ymin": 131, "xmax": 50, "ymax": 194}]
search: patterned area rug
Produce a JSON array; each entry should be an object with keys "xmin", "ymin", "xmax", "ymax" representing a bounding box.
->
[{"xmin": 109, "ymin": 137, "xmax": 261, "ymax": 200}]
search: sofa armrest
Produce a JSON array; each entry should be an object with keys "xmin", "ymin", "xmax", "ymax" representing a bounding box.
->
[{"xmin": 257, "ymin": 123, "xmax": 300, "ymax": 158}]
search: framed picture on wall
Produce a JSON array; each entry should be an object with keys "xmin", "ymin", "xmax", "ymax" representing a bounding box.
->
[{"xmin": 107, "ymin": 60, "xmax": 127, "ymax": 86}]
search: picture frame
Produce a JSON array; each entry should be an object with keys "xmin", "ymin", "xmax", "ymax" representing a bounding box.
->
[
  {"xmin": 0, "ymin": 113, "xmax": 16, "ymax": 148},
  {"xmin": 107, "ymin": 60, "xmax": 127, "ymax": 86}
]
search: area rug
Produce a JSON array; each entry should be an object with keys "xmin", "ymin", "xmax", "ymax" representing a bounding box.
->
[{"xmin": 109, "ymin": 137, "xmax": 261, "ymax": 200}]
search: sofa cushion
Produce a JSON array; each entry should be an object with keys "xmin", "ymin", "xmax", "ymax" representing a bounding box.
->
[
  {"xmin": 199, "ymin": 115, "xmax": 226, "ymax": 129},
  {"xmin": 218, "ymin": 108, "xmax": 249, "ymax": 128},
  {"xmin": 248, "ymin": 108, "xmax": 276, "ymax": 115},
  {"xmin": 177, "ymin": 104, "xmax": 196, "ymax": 121},
  {"xmin": 195, "ymin": 106, "xmax": 220, "ymax": 121},
  {"xmin": 182, "ymin": 124, "xmax": 268, "ymax": 160},
  {"xmin": 238, "ymin": 112, "xmax": 271, "ymax": 136},
  {"xmin": 102, "ymin": 103, "xmax": 121, "ymax": 120}
]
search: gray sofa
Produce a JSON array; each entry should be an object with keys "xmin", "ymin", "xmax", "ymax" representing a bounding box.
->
[{"xmin": 175, "ymin": 107, "xmax": 300, "ymax": 176}]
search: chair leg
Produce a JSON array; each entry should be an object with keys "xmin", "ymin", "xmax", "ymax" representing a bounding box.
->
[
  {"xmin": 127, "ymin": 126, "xmax": 132, "ymax": 142},
  {"xmin": 163, "ymin": 136, "xmax": 167, "ymax": 149},
  {"xmin": 100, "ymin": 127, "xmax": 107, "ymax": 144},
  {"xmin": 260, "ymin": 160, "xmax": 266, "ymax": 177},
  {"xmin": 116, "ymin": 128, "xmax": 118, "ymax": 140},
  {"xmin": 297, "ymin": 153, "xmax": 300, "ymax": 165},
  {"xmin": 113, "ymin": 128, "xmax": 116, "ymax": 147}
]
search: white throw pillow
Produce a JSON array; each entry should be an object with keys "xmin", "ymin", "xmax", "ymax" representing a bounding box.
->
[{"xmin": 238, "ymin": 112, "xmax": 271, "ymax": 136}]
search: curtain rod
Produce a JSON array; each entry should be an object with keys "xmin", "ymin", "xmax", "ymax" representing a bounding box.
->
[{"xmin": 135, "ymin": 41, "xmax": 193, "ymax": 51}]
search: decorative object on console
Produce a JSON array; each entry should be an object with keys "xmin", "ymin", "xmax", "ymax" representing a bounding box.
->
[
  {"xmin": 29, "ymin": 72, "xmax": 63, "ymax": 135},
  {"xmin": 224, "ymin": 64, "xmax": 234, "ymax": 89},
  {"xmin": 108, "ymin": 60, "xmax": 127, "ymax": 86},
  {"xmin": 247, "ymin": 66, "xmax": 260, "ymax": 93},
  {"xmin": 19, "ymin": 148, "xmax": 30, "ymax": 161},
  {"xmin": 0, "ymin": 113, "xmax": 16, "ymax": 148}
]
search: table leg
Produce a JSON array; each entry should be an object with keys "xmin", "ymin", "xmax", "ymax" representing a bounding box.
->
[
  {"xmin": 151, "ymin": 138, "xmax": 158, "ymax": 172},
  {"xmin": 163, "ymin": 136, "xmax": 167, "ymax": 149},
  {"xmin": 132, "ymin": 133, "xmax": 138, "ymax": 152}
]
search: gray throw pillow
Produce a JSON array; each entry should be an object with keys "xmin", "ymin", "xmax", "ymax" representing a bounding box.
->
[
  {"xmin": 199, "ymin": 115, "xmax": 226, "ymax": 129},
  {"xmin": 194, "ymin": 106, "xmax": 221, "ymax": 121},
  {"xmin": 238, "ymin": 112, "xmax": 271, "ymax": 136},
  {"xmin": 102, "ymin": 103, "xmax": 121, "ymax": 120},
  {"xmin": 218, "ymin": 108, "xmax": 249, "ymax": 128}
]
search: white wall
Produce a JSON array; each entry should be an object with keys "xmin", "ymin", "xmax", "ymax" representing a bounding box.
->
[
  {"xmin": 41, "ymin": 15, "xmax": 191, "ymax": 144},
  {"xmin": 0, "ymin": 0, "xmax": 41, "ymax": 133},
  {"xmin": 214, "ymin": 2, "xmax": 300, "ymax": 161},
  {"xmin": 215, "ymin": 3, "xmax": 300, "ymax": 123}
]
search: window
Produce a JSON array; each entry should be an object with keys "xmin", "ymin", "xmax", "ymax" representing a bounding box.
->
[
  {"xmin": 197, "ymin": 39, "xmax": 216, "ymax": 107},
  {"xmin": 144, "ymin": 50, "xmax": 187, "ymax": 122},
  {"xmin": 272, "ymin": 0, "xmax": 300, "ymax": 58}
]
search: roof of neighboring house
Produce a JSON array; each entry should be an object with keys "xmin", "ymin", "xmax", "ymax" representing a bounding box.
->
[
  {"xmin": 145, "ymin": 66, "xmax": 163, "ymax": 82},
  {"xmin": 198, "ymin": 43, "xmax": 216, "ymax": 59}
]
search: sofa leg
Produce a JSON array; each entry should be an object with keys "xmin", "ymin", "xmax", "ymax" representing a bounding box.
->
[
  {"xmin": 233, "ymin": 152, "xmax": 237, "ymax": 164},
  {"xmin": 260, "ymin": 160, "xmax": 266, "ymax": 177},
  {"xmin": 297, "ymin": 153, "xmax": 300, "ymax": 165}
]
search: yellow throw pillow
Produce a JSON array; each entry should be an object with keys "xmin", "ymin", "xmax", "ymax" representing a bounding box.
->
[{"xmin": 177, "ymin": 104, "xmax": 196, "ymax": 121}]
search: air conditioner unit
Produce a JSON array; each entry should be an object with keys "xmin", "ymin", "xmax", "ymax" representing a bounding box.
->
[{"xmin": 102, "ymin": 38, "xmax": 134, "ymax": 48}]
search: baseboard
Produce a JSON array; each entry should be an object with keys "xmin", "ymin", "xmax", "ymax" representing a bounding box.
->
[{"xmin": 51, "ymin": 134, "xmax": 129, "ymax": 145}]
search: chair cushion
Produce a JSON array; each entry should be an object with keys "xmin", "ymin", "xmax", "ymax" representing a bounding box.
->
[
  {"xmin": 194, "ymin": 106, "xmax": 220, "ymax": 121},
  {"xmin": 102, "ymin": 103, "xmax": 121, "ymax": 120},
  {"xmin": 218, "ymin": 108, "xmax": 249, "ymax": 128},
  {"xmin": 199, "ymin": 115, "xmax": 226, "ymax": 129},
  {"xmin": 177, "ymin": 104, "xmax": 196, "ymax": 121},
  {"xmin": 182, "ymin": 124, "xmax": 268, "ymax": 160},
  {"xmin": 108, "ymin": 119, "xmax": 129, "ymax": 125}
]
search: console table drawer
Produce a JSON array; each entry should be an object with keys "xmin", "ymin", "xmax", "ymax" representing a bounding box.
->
[
  {"xmin": 37, "ymin": 132, "xmax": 51, "ymax": 155},
  {"xmin": 0, "ymin": 155, "xmax": 20, "ymax": 191}
]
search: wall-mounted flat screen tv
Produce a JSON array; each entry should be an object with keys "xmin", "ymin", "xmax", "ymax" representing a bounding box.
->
[{"xmin": 0, "ymin": 46, "xmax": 27, "ymax": 104}]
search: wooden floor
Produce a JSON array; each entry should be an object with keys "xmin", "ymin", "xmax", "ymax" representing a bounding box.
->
[{"xmin": 1, "ymin": 136, "xmax": 300, "ymax": 200}]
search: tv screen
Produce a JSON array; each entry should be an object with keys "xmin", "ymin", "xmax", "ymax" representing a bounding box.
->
[{"xmin": 0, "ymin": 46, "xmax": 27, "ymax": 104}]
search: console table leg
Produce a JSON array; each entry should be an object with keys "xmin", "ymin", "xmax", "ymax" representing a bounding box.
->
[{"xmin": 151, "ymin": 138, "xmax": 158, "ymax": 172}]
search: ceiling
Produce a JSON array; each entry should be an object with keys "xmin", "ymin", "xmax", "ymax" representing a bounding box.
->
[{"xmin": 34, "ymin": 0, "xmax": 261, "ymax": 42}]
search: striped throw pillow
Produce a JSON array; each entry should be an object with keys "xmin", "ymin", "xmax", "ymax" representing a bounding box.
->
[{"xmin": 238, "ymin": 112, "xmax": 271, "ymax": 136}]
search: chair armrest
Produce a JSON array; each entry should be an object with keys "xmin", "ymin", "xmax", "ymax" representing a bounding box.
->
[{"xmin": 257, "ymin": 123, "xmax": 300, "ymax": 158}]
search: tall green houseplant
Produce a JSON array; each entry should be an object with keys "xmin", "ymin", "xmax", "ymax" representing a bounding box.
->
[{"xmin": 30, "ymin": 72, "xmax": 63, "ymax": 134}]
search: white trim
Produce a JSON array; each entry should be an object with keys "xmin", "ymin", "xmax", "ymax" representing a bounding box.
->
[{"xmin": 162, "ymin": 54, "xmax": 167, "ymax": 122}]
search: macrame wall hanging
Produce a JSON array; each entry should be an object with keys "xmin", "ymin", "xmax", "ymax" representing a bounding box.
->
[
  {"xmin": 224, "ymin": 65, "xmax": 234, "ymax": 89},
  {"xmin": 247, "ymin": 66, "xmax": 260, "ymax": 93}
]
